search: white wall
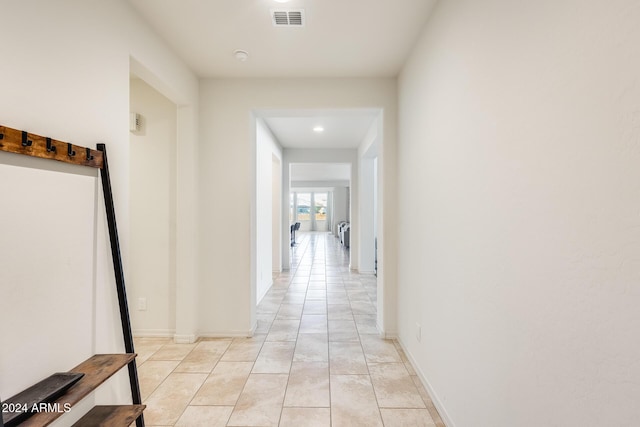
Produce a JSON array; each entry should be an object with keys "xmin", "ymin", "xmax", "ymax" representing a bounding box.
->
[
  {"xmin": 256, "ymin": 119, "xmax": 283, "ymax": 304},
  {"xmin": 358, "ymin": 118, "xmax": 381, "ymax": 274},
  {"xmin": 130, "ymin": 78, "xmax": 177, "ymax": 336},
  {"xmin": 272, "ymin": 155, "xmax": 282, "ymax": 273},
  {"xmin": 199, "ymin": 78, "xmax": 397, "ymax": 336},
  {"xmin": 397, "ymin": 1, "xmax": 640, "ymax": 426},
  {"xmin": 0, "ymin": 159, "xmax": 97, "ymax": 413},
  {"xmin": 332, "ymin": 187, "xmax": 350, "ymax": 236},
  {"xmin": 359, "ymin": 158, "xmax": 375, "ymax": 273},
  {"xmin": 0, "ymin": 0, "xmax": 198, "ymax": 421}
]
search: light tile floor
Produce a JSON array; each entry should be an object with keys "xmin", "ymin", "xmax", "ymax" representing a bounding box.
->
[{"xmin": 135, "ymin": 232, "xmax": 445, "ymax": 427}]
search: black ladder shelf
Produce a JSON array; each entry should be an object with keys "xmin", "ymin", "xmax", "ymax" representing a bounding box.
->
[{"xmin": 0, "ymin": 125, "xmax": 145, "ymax": 427}]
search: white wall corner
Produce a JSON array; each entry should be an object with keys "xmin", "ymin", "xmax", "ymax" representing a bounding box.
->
[
  {"xmin": 396, "ymin": 337, "xmax": 456, "ymax": 427},
  {"xmin": 173, "ymin": 333, "xmax": 198, "ymax": 344},
  {"xmin": 249, "ymin": 321, "xmax": 257, "ymax": 337},
  {"xmin": 257, "ymin": 280, "xmax": 274, "ymax": 305},
  {"xmin": 377, "ymin": 323, "xmax": 397, "ymax": 340}
]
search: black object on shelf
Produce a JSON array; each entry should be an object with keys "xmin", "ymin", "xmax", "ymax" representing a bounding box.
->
[{"xmin": 1, "ymin": 372, "xmax": 84, "ymax": 426}]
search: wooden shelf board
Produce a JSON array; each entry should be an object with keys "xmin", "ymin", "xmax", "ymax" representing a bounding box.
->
[
  {"xmin": 16, "ymin": 354, "xmax": 136, "ymax": 427},
  {"xmin": 0, "ymin": 125, "xmax": 104, "ymax": 169},
  {"xmin": 71, "ymin": 405, "xmax": 145, "ymax": 427}
]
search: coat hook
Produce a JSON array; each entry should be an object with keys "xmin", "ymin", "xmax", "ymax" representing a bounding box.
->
[
  {"xmin": 22, "ymin": 131, "xmax": 33, "ymax": 147},
  {"xmin": 86, "ymin": 147, "xmax": 94, "ymax": 161},
  {"xmin": 46, "ymin": 137, "xmax": 57, "ymax": 153},
  {"xmin": 67, "ymin": 143, "xmax": 76, "ymax": 157}
]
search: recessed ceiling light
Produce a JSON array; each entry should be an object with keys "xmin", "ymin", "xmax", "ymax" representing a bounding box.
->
[
  {"xmin": 313, "ymin": 126, "xmax": 324, "ymax": 133},
  {"xmin": 234, "ymin": 50, "xmax": 249, "ymax": 62}
]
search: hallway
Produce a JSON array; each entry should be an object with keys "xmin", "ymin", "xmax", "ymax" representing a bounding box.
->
[{"xmin": 135, "ymin": 232, "xmax": 443, "ymax": 426}]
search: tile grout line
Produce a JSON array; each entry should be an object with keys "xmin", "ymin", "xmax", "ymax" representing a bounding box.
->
[
  {"xmin": 277, "ymin": 239, "xmax": 307, "ymax": 427},
  {"xmin": 143, "ymin": 233, "xmax": 399, "ymax": 426}
]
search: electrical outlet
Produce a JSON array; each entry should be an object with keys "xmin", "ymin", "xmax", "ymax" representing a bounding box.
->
[
  {"xmin": 138, "ymin": 297, "xmax": 147, "ymax": 311},
  {"xmin": 416, "ymin": 322, "xmax": 421, "ymax": 342}
]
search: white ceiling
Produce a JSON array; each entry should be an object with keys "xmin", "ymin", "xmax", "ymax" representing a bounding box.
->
[
  {"xmin": 128, "ymin": 0, "xmax": 428, "ymax": 182},
  {"xmin": 264, "ymin": 110, "xmax": 371, "ymax": 184},
  {"xmin": 127, "ymin": 0, "xmax": 437, "ymax": 78},
  {"xmin": 262, "ymin": 109, "xmax": 378, "ymax": 149}
]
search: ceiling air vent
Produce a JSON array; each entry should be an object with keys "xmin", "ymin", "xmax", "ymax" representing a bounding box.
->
[{"xmin": 272, "ymin": 9, "xmax": 305, "ymax": 27}]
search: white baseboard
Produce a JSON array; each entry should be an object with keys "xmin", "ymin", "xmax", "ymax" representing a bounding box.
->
[
  {"xmin": 173, "ymin": 334, "xmax": 197, "ymax": 344},
  {"xmin": 133, "ymin": 329, "xmax": 175, "ymax": 338},
  {"xmin": 384, "ymin": 330, "xmax": 398, "ymax": 339},
  {"xmin": 198, "ymin": 329, "xmax": 255, "ymax": 339},
  {"xmin": 396, "ymin": 336, "xmax": 456, "ymax": 427}
]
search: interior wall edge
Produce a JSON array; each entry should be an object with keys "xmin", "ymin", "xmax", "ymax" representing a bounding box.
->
[{"xmin": 396, "ymin": 335, "xmax": 456, "ymax": 427}]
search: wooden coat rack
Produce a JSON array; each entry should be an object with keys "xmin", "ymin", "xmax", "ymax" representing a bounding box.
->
[{"xmin": 0, "ymin": 124, "xmax": 144, "ymax": 427}]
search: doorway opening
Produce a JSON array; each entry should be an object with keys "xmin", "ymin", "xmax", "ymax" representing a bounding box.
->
[
  {"xmin": 290, "ymin": 191, "xmax": 329, "ymax": 232},
  {"xmin": 251, "ymin": 108, "xmax": 386, "ymax": 336},
  {"xmin": 129, "ymin": 73, "xmax": 177, "ymax": 338}
]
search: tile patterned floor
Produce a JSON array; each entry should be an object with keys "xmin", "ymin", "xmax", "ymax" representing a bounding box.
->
[{"xmin": 135, "ymin": 232, "xmax": 445, "ymax": 426}]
